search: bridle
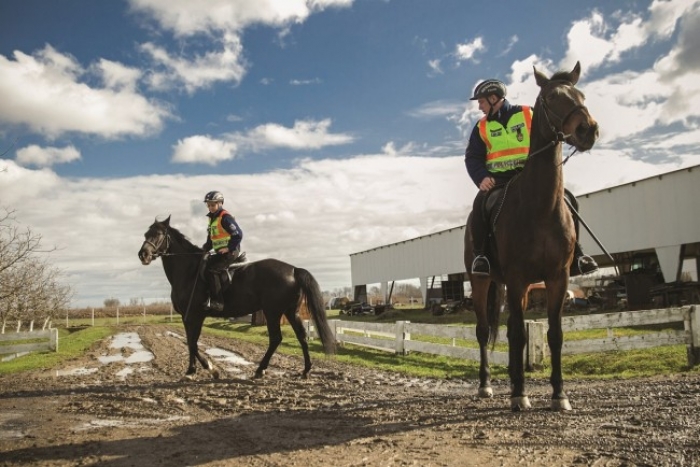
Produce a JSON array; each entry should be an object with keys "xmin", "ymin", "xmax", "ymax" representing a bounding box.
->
[
  {"xmin": 529, "ymin": 81, "xmax": 588, "ymax": 161},
  {"xmin": 142, "ymin": 228, "xmax": 171, "ymax": 259}
]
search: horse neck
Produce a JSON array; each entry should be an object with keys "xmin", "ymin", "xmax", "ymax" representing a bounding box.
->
[
  {"xmin": 161, "ymin": 239, "xmax": 201, "ymax": 288},
  {"xmin": 520, "ymin": 114, "xmax": 566, "ymax": 212}
]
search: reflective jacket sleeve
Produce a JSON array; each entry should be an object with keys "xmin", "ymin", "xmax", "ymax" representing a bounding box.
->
[
  {"xmin": 465, "ymin": 123, "xmax": 489, "ymax": 187},
  {"xmin": 221, "ymin": 215, "xmax": 243, "ymax": 251}
]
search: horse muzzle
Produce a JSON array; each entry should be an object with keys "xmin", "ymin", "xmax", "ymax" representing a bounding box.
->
[
  {"xmin": 138, "ymin": 246, "xmax": 153, "ymax": 265},
  {"xmin": 568, "ymin": 119, "xmax": 599, "ymax": 152}
]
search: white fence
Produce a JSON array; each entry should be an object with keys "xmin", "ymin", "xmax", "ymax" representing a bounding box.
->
[
  {"xmin": 0, "ymin": 329, "xmax": 59, "ymax": 361},
  {"xmin": 306, "ymin": 306, "xmax": 700, "ymax": 367}
]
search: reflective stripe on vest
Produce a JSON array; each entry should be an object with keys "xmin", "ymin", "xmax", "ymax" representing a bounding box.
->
[
  {"xmin": 478, "ymin": 106, "xmax": 532, "ymax": 173},
  {"xmin": 208, "ymin": 209, "xmax": 232, "ymax": 251}
]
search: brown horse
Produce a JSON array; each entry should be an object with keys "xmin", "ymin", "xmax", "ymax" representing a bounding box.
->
[{"xmin": 464, "ymin": 62, "xmax": 599, "ymax": 411}]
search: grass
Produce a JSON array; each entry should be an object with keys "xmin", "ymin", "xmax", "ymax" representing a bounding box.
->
[{"xmin": 0, "ymin": 326, "xmax": 115, "ymax": 375}]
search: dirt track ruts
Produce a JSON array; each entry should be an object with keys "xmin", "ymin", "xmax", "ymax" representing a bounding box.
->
[{"xmin": 1, "ymin": 324, "xmax": 699, "ymax": 466}]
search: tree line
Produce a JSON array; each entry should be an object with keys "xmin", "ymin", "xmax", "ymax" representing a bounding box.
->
[{"xmin": 0, "ymin": 208, "xmax": 72, "ymax": 332}]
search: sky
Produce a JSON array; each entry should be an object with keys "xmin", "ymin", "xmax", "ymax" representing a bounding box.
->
[{"xmin": 1, "ymin": 0, "xmax": 700, "ymax": 308}]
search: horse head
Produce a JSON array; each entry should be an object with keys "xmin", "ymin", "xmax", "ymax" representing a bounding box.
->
[
  {"xmin": 138, "ymin": 215, "xmax": 171, "ymax": 265},
  {"xmin": 533, "ymin": 61, "xmax": 599, "ymax": 152}
]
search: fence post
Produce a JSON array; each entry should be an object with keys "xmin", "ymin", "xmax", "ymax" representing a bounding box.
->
[
  {"xmin": 91, "ymin": 308, "xmax": 95, "ymax": 327},
  {"xmin": 687, "ymin": 306, "xmax": 700, "ymax": 367},
  {"xmin": 116, "ymin": 307, "xmax": 119, "ymax": 325},
  {"xmin": 50, "ymin": 328, "xmax": 59, "ymax": 352},
  {"xmin": 526, "ymin": 320, "xmax": 546, "ymax": 371},
  {"xmin": 395, "ymin": 321, "xmax": 409, "ymax": 355}
]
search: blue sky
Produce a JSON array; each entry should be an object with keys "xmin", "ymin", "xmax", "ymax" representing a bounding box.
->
[{"xmin": 1, "ymin": 0, "xmax": 700, "ymax": 307}]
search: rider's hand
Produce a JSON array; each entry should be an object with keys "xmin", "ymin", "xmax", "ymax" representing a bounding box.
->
[
  {"xmin": 479, "ymin": 176, "xmax": 495, "ymax": 191},
  {"xmin": 218, "ymin": 247, "xmax": 229, "ymax": 255}
]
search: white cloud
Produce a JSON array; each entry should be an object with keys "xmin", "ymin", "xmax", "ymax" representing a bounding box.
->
[
  {"xmin": 129, "ymin": 0, "xmax": 355, "ymax": 91},
  {"xmin": 172, "ymin": 135, "xmax": 239, "ymax": 165},
  {"xmin": 561, "ymin": 0, "xmax": 697, "ymax": 71},
  {"xmin": 140, "ymin": 32, "xmax": 247, "ymax": 93},
  {"xmin": 0, "ymin": 45, "xmax": 170, "ymax": 139},
  {"xmin": 171, "ymin": 119, "xmax": 353, "ymax": 164},
  {"xmin": 455, "ymin": 37, "xmax": 485, "ymax": 63},
  {"xmin": 15, "ymin": 144, "xmax": 81, "ymax": 168},
  {"xmin": 290, "ymin": 78, "xmax": 322, "ymax": 85}
]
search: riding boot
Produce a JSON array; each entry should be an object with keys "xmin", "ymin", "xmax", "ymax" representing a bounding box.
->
[
  {"xmin": 570, "ymin": 242, "xmax": 599, "ymax": 277},
  {"xmin": 203, "ymin": 271, "xmax": 225, "ymax": 312},
  {"xmin": 471, "ymin": 191, "xmax": 491, "ymax": 276}
]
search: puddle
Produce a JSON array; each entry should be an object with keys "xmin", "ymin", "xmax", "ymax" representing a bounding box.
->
[
  {"xmin": 78, "ymin": 415, "xmax": 190, "ymax": 431},
  {"xmin": 55, "ymin": 367, "xmax": 99, "ymax": 377},
  {"xmin": 205, "ymin": 348, "xmax": 252, "ymax": 366}
]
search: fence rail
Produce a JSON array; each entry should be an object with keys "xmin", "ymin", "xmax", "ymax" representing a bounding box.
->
[
  {"xmin": 0, "ymin": 329, "xmax": 59, "ymax": 360},
  {"xmin": 306, "ymin": 306, "xmax": 699, "ymax": 367}
]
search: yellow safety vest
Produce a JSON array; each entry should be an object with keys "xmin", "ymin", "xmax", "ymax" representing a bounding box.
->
[
  {"xmin": 208, "ymin": 210, "xmax": 232, "ymax": 251},
  {"xmin": 478, "ymin": 106, "xmax": 532, "ymax": 173}
]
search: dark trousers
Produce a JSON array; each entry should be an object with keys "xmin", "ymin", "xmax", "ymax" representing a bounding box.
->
[{"xmin": 205, "ymin": 250, "xmax": 240, "ymax": 300}]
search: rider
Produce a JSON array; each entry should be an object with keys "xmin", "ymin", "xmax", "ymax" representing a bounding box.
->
[
  {"xmin": 464, "ymin": 79, "xmax": 598, "ymax": 277},
  {"xmin": 202, "ymin": 190, "xmax": 243, "ymax": 311}
]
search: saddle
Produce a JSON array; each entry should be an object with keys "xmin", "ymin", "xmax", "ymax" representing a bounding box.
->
[{"xmin": 200, "ymin": 252, "xmax": 247, "ymax": 290}]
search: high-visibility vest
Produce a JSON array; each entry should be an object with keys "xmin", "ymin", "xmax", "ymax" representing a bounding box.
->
[
  {"xmin": 208, "ymin": 210, "xmax": 232, "ymax": 251},
  {"xmin": 478, "ymin": 106, "xmax": 532, "ymax": 173}
]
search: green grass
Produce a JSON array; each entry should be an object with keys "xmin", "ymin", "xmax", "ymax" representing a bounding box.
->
[{"xmin": 0, "ymin": 326, "xmax": 115, "ymax": 374}]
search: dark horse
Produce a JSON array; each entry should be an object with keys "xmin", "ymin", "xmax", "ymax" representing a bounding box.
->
[
  {"xmin": 464, "ymin": 62, "xmax": 599, "ymax": 411},
  {"xmin": 138, "ymin": 216, "xmax": 335, "ymax": 379}
]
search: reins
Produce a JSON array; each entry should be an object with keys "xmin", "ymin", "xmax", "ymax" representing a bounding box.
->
[{"xmin": 529, "ymin": 91, "xmax": 587, "ymax": 164}]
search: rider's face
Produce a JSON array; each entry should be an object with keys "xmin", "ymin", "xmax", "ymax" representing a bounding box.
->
[
  {"xmin": 206, "ymin": 201, "xmax": 221, "ymax": 213},
  {"xmin": 477, "ymin": 97, "xmax": 491, "ymax": 115}
]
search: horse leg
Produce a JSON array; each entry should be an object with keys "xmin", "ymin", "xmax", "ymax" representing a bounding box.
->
[
  {"xmin": 183, "ymin": 314, "xmax": 208, "ymax": 378},
  {"xmin": 471, "ymin": 277, "xmax": 493, "ymax": 398},
  {"xmin": 284, "ymin": 308, "xmax": 313, "ymax": 378},
  {"xmin": 254, "ymin": 315, "xmax": 283, "ymax": 379},
  {"xmin": 546, "ymin": 277, "xmax": 572, "ymax": 411},
  {"xmin": 506, "ymin": 284, "xmax": 531, "ymax": 411}
]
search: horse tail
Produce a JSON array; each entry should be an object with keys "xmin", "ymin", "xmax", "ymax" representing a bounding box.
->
[
  {"xmin": 486, "ymin": 281, "xmax": 504, "ymax": 348},
  {"xmin": 295, "ymin": 268, "xmax": 336, "ymax": 355}
]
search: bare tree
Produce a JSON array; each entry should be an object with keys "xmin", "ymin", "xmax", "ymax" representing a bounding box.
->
[{"xmin": 0, "ymin": 208, "xmax": 71, "ymax": 331}]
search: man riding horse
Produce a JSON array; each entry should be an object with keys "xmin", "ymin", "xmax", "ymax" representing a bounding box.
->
[
  {"xmin": 464, "ymin": 78, "xmax": 598, "ymax": 277},
  {"xmin": 202, "ymin": 190, "xmax": 243, "ymax": 312}
]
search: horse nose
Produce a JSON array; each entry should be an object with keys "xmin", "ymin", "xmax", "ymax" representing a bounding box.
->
[{"xmin": 576, "ymin": 120, "xmax": 599, "ymax": 148}]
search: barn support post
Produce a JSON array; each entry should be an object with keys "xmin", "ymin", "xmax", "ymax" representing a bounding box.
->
[
  {"xmin": 687, "ymin": 305, "xmax": 700, "ymax": 367},
  {"xmin": 395, "ymin": 321, "xmax": 409, "ymax": 355},
  {"xmin": 525, "ymin": 320, "xmax": 546, "ymax": 371}
]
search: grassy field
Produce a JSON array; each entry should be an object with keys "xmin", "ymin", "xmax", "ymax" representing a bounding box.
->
[{"xmin": 1, "ymin": 306, "xmax": 698, "ymax": 380}]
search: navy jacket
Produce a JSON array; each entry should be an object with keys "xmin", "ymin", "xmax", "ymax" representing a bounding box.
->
[{"xmin": 464, "ymin": 99, "xmax": 528, "ymax": 186}]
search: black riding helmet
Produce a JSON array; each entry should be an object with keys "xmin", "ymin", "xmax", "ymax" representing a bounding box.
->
[
  {"xmin": 203, "ymin": 191, "xmax": 224, "ymax": 204},
  {"xmin": 470, "ymin": 79, "xmax": 507, "ymax": 101}
]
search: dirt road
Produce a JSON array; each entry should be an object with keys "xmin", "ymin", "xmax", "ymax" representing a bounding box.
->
[{"xmin": 1, "ymin": 325, "xmax": 698, "ymax": 466}]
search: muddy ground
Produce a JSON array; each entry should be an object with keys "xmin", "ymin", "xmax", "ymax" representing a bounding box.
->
[{"xmin": 1, "ymin": 324, "xmax": 698, "ymax": 466}]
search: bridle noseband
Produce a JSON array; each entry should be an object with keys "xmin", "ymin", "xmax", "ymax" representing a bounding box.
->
[
  {"xmin": 530, "ymin": 82, "xmax": 588, "ymax": 160},
  {"xmin": 143, "ymin": 229, "xmax": 171, "ymax": 259}
]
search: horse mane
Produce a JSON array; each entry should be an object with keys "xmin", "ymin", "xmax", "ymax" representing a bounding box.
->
[{"xmin": 161, "ymin": 222, "xmax": 202, "ymax": 253}]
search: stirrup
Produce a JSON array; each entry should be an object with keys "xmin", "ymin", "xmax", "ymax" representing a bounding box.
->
[
  {"xmin": 471, "ymin": 255, "xmax": 491, "ymax": 276},
  {"xmin": 576, "ymin": 255, "xmax": 599, "ymax": 276}
]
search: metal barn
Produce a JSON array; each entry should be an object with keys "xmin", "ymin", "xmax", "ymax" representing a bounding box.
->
[{"xmin": 350, "ymin": 165, "xmax": 700, "ymax": 307}]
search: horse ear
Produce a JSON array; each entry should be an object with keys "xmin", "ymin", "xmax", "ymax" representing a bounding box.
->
[
  {"xmin": 164, "ymin": 215, "xmax": 171, "ymax": 226},
  {"xmin": 569, "ymin": 61, "xmax": 581, "ymax": 85},
  {"xmin": 533, "ymin": 66, "xmax": 549, "ymax": 88}
]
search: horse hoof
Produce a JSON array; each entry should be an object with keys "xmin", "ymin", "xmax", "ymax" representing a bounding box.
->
[
  {"xmin": 551, "ymin": 398, "xmax": 572, "ymax": 411},
  {"xmin": 181, "ymin": 374, "xmax": 195, "ymax": 382},
  {"xmin": 510, "ymin": 396, "xmax": 531, "ymax": 411},
  {"xmin": 478, "ymin": 387, "xmax": 493, "ymax": 398},
  {"xmin": 211, "ymin": 369, "xmax": 220, "ymax": 380},
  {"xmin": 254, "ymin": 370, "xmax": 265, "ymax": 379}
]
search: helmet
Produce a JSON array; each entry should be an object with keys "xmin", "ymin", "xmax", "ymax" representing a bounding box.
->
[
  {"xmin": 203, "ymin": 191, "xmax": 224, "ymax": 204},
  {"xmin": 470, "ymin": 79, "xmax": 507, "ymax": 100}
]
